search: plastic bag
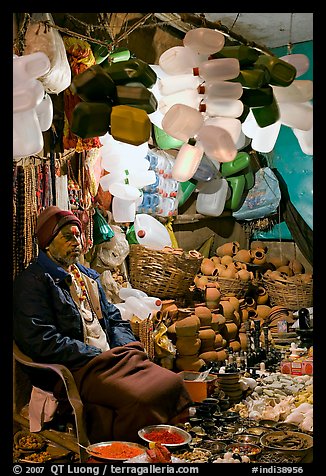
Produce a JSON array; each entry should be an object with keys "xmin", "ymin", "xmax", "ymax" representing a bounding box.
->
[
  {"xmin": 92, "ymin": 208, "xmax": 115, "ymax": 245},
  {"xmin": 23, "ymin": 13, "xmax": 71, "ymax": 94},
  {"xmin": 153, "ymin": 322, "xmax": 176, "ymax": 359},
  {"xmin": 233, "ymin": 167, "xmax": 281, "ymax": 220},
  {"xmin": 91, "ymin": 225, "xmax": 130, "ymax": 269}
]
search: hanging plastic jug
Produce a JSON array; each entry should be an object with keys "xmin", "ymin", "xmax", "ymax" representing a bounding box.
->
[
  {"xmin": 102, "ymin": 58, "xmax": 157, "ymax": 88},
  {"xmin": 109, "ymin": 182, "xmax": 141, "ymax": 201},
  {"xmin": 241, "ymin": 86, "xmax": 274, "ymax": 108},
  {"xmin": 197, "ymin": 125, "xmax": 237, "ymax": 163},
  {"xmin": 196, "ymin": 175, "xmax": 229, "ymax": 216},
  {"xmin": 158, "ymin": 73, "xmax": 201, "ymax": 96},
  {"xmin": 220, "ymin": 152, "xmax": 251, "ymax": 177},
  {"xmin": 230, "ymin": 67, "xmax": 270, "ymax": 89},
  {"xmin": 159, "ymin": 89, "xmax": 201, "ymax": 115},
  {"xmin": 115, "ymin": 83, "xmax": 158, "ymax": 114},
  {"xmin": 161, "ymin": 103, "xmax": 204, "ymax": 142},
  {"xmin": 225, "ymin": 175, "xmax": 246, "ymax": 210},
  {"xmin": 134, "ymin": 213, "xmax": 172, "ymax": 250},
  {"xmin": 279, "ymin": 53, "xmax": 310, "ymax": 78},
  {"xmin": 254, "ymin": 54, "xmax": 296, "ymax": 87},
  {"xmin": 153, "ymin": 125, "xmax": 184, "ymax": 150},
  {"xmin": 159, "ymin": 46, "xmax": 201, "ymax": 75},
  {"xmin": 251, "ymin": 120, "xmax": 281, "ymax": 153},
  {"xmin": 13, "ymin": 51, "xmax": 50, "ymax": 86},
  {"xmin": 35, "ymin": 93, "xmax": 53, "ymax": 131},
  {"xmin": 279, "ymin": 101, "xmax": 313, "ymax": 131},
  {"xmin": 292, "ymin": 126, "xmax": 313, "ymax": 155},
  {"xmin": 198, "ymin": 80, "xmax": 243, "ymax": 100},
  {"xmin": 199, "ymin": 98, "xmax": 244, "ymax": 118},
  {"xmin": 171, "ymin": 141, "xmax": 204, "ymax": 182},
  {"xmin": 272, "ymin": 80, "xmax": 313, "ymax": 103},
  {"xmin": 13, "ymin": 109, "xmax": 44, "ymax": 159},
  {"xmin": 70, "ymin": 64, "xmax": 117, "ymax": 102},
  {"xmin": 204, "ymin": 117, "xmax": 242, "ymax": 145},
  {"xmin": 211, "ymin": 45, "xmax": 259, "ymax": 66},
  {"xmin": 251, "ymin": 96, "xmax": 280, "ymax": 128},
  {"xmin": 110, "ymin": 105, "xmax": 151, "ymax": 146},
  {"xmin": 193, "ymin": 58, "xmax": 240, "ymax": 81},
  {"xmin": 70, "ymin": 102, "xmax": 112, "ymax": 139},
  {"xmin": 142, "ymin": 296, "xmax": 162, "ymax": 312},
  {"xmin": 183, "ymin": 27, "xmax": 225, "ymax": 55},
  {"xmin": 177, "ymin": 179, "xmax": 197, "ymax": 207},
  {"xmin": 112, "ymin": 196, "xmax": 137, "ymax": 223}
]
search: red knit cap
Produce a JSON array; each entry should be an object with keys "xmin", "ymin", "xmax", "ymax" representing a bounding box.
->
[{"xmin": 36, "ymin": 206, "xmax": 82, "ymax": 250}]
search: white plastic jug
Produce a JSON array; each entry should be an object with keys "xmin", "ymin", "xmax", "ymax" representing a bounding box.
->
[
  {"xmin": 13, "ymin": 109, "xmax": 44, "ymax": 159},
  {"xmin": 196, "ymin": 175, "xmax": 229, "ymax": 216},
  {"xmin": 162, "ymin": 103, "xmax": 204, "ymax": 142},
  {"xmin": 134, "ymin": 213, "xmax": 172, "ymax": 249},
  {"xmin": 183, "ymin": 28, "xmax": 225, "ymax": 55},
  {"xmin": 124, "ymin": 296, "xmax": 153, "ymax": 319},
  {"xmin": 158, "ymin": 74, "xmax": 201, "ymax": 96},
  {"xmin": 119, "ymin": 287, "xmax": 148, "ymax": 300},
  {"xmin": 112, "ymin": 196, "xmax": 137, "ymax": 223},
  {"xmin": 197, "ymin": 125, "xmax": 237, "ymax": 163},
  {"xmin": 35, "ymin": 93, "xmax": 53, "ymax": 131}
]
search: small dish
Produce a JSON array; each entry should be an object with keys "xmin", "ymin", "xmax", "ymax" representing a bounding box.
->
[
  {"xmin": 86, "ymin": 441, "xmax": 147, "ymax": 461},
  {"xmin": 226, "ymin": 442, "xmax": 262, "ymax": 459},
  {"xmin": 138, "ymin": 425, "xmax": 192, "ymax": 448},
  {"xmin": 232, "ymin": 434, "xmax": 260, "ymax": 445}
]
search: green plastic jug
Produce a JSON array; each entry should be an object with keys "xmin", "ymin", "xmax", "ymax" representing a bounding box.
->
[
  {"xmin": 211, "ymin": 45, "xmax": 259, "ymax": 66},
  {"xmin": 254, "ymin": 54, "xmax": 296, "ymax": 87},
  {"xmin": 70, "ymin": 101, "xmax": 112, "ymax": 139},
  {"xmin": 115, "ymin": 84, "xmax": 157, "ymax": 114},
  {"xmin": 102, "ymin": 58, "xmax": 157, "ymax": 88},
  {"xmin": 251, "ymin": 96, "xmax": 280, "ymax": 128},
  {"xmin": 70, "ymin": 65, "xmax": 117, "ymax": 103},
  {"xmin": 241, "ymin": 86, "xmax": 274, "ymax": 108}
]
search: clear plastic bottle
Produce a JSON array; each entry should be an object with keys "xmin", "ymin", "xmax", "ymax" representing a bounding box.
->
[
  {"xmin": 279, "ymin": 101, "xmax": 313, "ymax": 131},
  {"xmin": 159, "ymin": 46, "xmax": 202, "ymax": 75},
  {"xmin": 272, "ymin": 80, "xmax": 313, "ymax": 103},
  {"xmin": 183, "ymin": 27, "xmax": 225, "ymax": 55},
  {"xmin": 204, "ymin": 117, "xmax": 242, "ymax": 145},
  {"xmin": 193, "ymin": 58, "xmax": 240, "ymax": 81},
  {"xmin": 196, "ymin": 175, "xmax": 228, "ymax": 216}
]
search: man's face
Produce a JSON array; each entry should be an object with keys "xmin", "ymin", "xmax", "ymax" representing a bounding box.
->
[{"xmin": 47, "ymin": 223, "xmax": 82, "ymax": 268}]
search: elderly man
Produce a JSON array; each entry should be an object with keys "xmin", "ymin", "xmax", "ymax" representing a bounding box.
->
[{"xmin": 13, "ymin": 206, "xmax": 192, "ymax": 443}]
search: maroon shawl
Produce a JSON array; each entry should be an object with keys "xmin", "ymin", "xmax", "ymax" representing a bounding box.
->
[{"xmin": 67, "ymin": 342, "xmax": 192, "ymax": 443}]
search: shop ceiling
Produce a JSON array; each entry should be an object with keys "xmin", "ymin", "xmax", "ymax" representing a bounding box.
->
[{"xmin": 50, "ymin": 13, "xmax": 313, "ymax": 54}]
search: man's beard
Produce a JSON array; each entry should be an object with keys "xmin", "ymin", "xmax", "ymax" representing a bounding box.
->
[{"xmin": 48, "ymin": 248, "xmax": 81, "ymax": 268}]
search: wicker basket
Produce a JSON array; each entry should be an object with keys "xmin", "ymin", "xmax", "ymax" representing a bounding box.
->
[
  {"xmin": 130, "ymin": 316, "xmax": 155, "ymax": 360},
  {"xmin": 128, "ymin": 244, "xmax": 203, "ymax": 299},
  {"xmin": 217, "ymin": 276, "xmax": 250, "ymax": 298},
  {"xmin": 262, "ymin": 277, "xmax": 313, "ymax": 310}
]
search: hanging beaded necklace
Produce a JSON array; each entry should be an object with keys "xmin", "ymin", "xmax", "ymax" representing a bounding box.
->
[{"xmin": 70, "ymin": 264, "xmax": 87, "ymax": 302}]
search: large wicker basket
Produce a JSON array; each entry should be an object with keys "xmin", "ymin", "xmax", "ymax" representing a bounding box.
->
[
  {"xmin": 262, "ymin": 277, "xmax": 313, "ymax": 310},
  {"xmin": 128, "ymin": 244, "xmax": 203, "ymax": 299},
  {"xmin": 217, "ymin": 276, "xmax": 250, "ymax": 298}
]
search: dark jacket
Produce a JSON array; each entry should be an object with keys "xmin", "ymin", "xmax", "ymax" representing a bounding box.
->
[{"xmin": 13, "ymin": 250, "xmax": 137, "ymax": 370}]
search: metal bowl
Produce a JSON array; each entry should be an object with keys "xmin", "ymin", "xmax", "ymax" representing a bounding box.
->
[
  {"xmin": 138, "ymin": 424, "xmax": 192, "ymax": 448},
  {"xmin": 86, "ymin": 441, "xmax": 147, "ymax": 461},
  {"xmin": 260, "ymin": 430, "xmax": 313, "ymax": 457},
  {"xmin": 232, "ymin": 434, "xmax": 260, "ymax": 445}
]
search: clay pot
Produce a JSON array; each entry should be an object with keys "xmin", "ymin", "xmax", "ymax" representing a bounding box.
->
[
  {"xmin": 256, "ymin": 304, "xmax": 272, "ymax": 321},
  {"xmin": 277, "ymin": 265, "xmax": 294, "ymax": 277},
  {"xmin": 214, "ymin": 333, "xmax": 224, "ymax": 348},
  {"xmin": 199, "ymin": 350, "xmax": 220, "ymax": 362},
  {"xmin": 161, "ymin": 300, "xmax": 179, "ymax": 320},
  {"xmin": 175, "ymin": 355, "xmax": 206, "ymax": 372},
  {"xmin": 227, "ymin": 296, "xmax": 240, "ymax": 313},
  {"xmin": 225, "ymin": 322, "xmax": 238, "ymax": 340},
  {"xmin": 237, "ymin": 269, "xmax": 253, "ymax": 282},
  {"xmin": 175, "ymin": 315, "xmax": 200, "ymax": 337},
  {"xmin": 245, "ymin": 296, "xmax": 257, "ymax": 309},
  {"xmin": 220, "ymin": 255, "xmax": 234, "ymax": 266},
  {"xmin": 250, "ymin": 241, "xmax": 268, "ymax": 253},
  {"xmin": 219, "ymin": 299, "xmax": 236, "ymax": 320},
  {"xmin": 233, "ymin": 310, "xmax": 241, "ymax": 327},
  {"xmin": 195, "ymin": 275, "xmax": 209, "ymax": 290},
  {"xmin": 256, "ymin": 286, "xmax": 269, "ymax": 305},
  {"xmin": 219, "ymin": 266, "xmax": 237, "ymax": 279},
  {"xmin": 215, "ymin": 349, "xmax": 228, "ymax": 361},
  {"xmin": 288, "ymin": 259, "xmax": 305, "ymax": 275},
  {"xmin": 234, "ymin": 249, "xmax": 252, "ymax": 263},
  {"xmin": 216, "ymin": 241, "xmax": 240, "ymax": 258},
  {"xmin": 228, "ymin": 339, "xmax": 241, "ymax": 353},
  {"xmin": 239, "ymin": 333, "xmax": 248, "ymax": 351},
  {"xmin": 211, "ymin": 313, "xmax": 226, "ymax": 332},
  {"xmin": 176, "ymin": 336, "xmax": 201, "ymax": 356},
  {"xmin": 205, "ymin": 283, "xmax": 221, "ymax": 303},
  {"xmin": 268, "ymin": 255, "xmax": 289, "ymax": 269},
  {"xmin": 177, "ymin": 308, "xmax": 193, "ymax": 320},
  {"xmin": 211, "ymin": 256, "xmax": 221, "ymax": 266},
  {"xmin": 194, "ymin": 305, "xmax": 212, "ymax": 327},
  {"xmin": 201, "ymin": 258, "xmax": 217, "ymax": 276},
  {"xmin": 250, "ymin": 248, "xmax": 267, "ymax": 265},
  {"xmin": 199, "ymin": 328, "xmax": 216, "ymax": 352}
]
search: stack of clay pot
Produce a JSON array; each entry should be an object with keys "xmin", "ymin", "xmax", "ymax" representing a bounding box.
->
[
  {"xmin": 173, "ymin": 309, "xmax": 205, "ymax": 372},
  {"xmin": 216, "ymin": 372, "xmax": 243, "ymax": 405}
]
